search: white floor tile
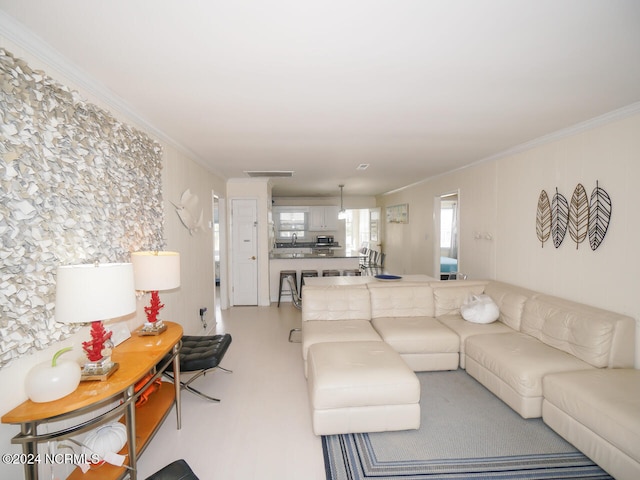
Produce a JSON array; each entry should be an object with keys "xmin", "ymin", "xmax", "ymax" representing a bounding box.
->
[{"xmin": 136, "ymin": 304, "xmax": 326, "ymax": 480}]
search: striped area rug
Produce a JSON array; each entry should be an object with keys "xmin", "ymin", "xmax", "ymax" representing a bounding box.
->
[{"xmin": 322, "ymin": 370, "xmax": 612, "ymax": 479}]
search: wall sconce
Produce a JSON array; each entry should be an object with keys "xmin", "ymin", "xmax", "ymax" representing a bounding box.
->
[
  {"xmin": 131, "ymin": 251, "xmax": 181, "ymax": 335},
  {"xmin": 55, "ymin": 262, "xmax": 136, "ymax": 380}
]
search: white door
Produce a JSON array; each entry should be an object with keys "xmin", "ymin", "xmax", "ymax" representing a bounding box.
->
[{"xmin": 231, "ymin": 199, "xmax": 258, "ymax": 305}]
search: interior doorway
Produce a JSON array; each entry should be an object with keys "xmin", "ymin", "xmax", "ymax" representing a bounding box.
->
[
  {"xmin": 435, "ymin": 191, "xmax": 460, "ymax": 279},
  {"xmin": 344, "ymin": 208, "xmax": 380, "ymax": 255},
  {"xmin": 212, "ymin": 194, "xmax": 221, "ymax": 319}
]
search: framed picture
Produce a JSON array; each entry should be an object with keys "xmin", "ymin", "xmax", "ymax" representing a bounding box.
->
[{"xmin": 386, "ymin": 204, "xmax": 409, "ymax": 224}]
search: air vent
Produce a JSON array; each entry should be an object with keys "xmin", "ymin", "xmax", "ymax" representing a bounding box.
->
[
  {"xmin": 244, "ymin": 170, "xmax": 294, "ymax": 178},
  {"xmin": 356, "ymin": 164, "xmax": 370, "ymax": 170}
]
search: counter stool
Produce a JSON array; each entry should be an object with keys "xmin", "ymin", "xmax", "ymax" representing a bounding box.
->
[
  {"xmin": 322, "ymin": 269, "xmax": 341, "ymax": 277},
  {"xmin": 342, "ymin": 269, "xmax": 362, "ymax": 276},
  {"xmin": 278, "ymin": 270, "xmax": 298, "ymax": 306},
  {"xmin": 300, "ymin": 270, "xmax": 318, "ymax": 296}
]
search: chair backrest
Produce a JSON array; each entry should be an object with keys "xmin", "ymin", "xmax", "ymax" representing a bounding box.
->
[
  {"xmin": 285, "ymin": 275, "xmax": 301, "ymax": 310},
  {"xmin": 447, "ymin": 272, "xmax": 467, "ymax": 280}
]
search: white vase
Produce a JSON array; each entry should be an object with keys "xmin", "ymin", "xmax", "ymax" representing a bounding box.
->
[{"xmin": 25, "ymin": 358, "xmax": 81, "ymax": 403}]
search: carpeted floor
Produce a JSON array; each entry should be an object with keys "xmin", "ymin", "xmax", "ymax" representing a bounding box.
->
[{"xmin": 322, "ymin": 369, "xmax": 612, "ymax": 479}]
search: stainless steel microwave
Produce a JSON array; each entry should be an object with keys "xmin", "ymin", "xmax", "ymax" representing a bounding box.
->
[{"xmin": 316, "ymin": 235, "xmax": 334, "ymax": 244}]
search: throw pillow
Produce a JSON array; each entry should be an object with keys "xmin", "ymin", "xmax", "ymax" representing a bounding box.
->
[{"xmin": 461, "ymin": 294, "xmax": 500, "ymax": 324}]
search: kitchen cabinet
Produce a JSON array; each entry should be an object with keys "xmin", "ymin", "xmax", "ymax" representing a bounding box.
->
[{"xmin": 309, "ymin": 206, "xmax": 339, "ymax": 231}]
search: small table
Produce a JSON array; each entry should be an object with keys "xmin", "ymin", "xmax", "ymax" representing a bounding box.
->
[{"xmin": 1, "ymin": 322, "xmax": 183, "ymax": 480}]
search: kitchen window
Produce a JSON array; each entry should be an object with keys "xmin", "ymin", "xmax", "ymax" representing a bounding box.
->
[{"xmin": 274, "ymin": 207, "xmax": 309, "ymax": 239}]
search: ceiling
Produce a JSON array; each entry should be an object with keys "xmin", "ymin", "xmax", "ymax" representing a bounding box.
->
[{"xmin": 1, "ymin": 1, "xmax": 640, "ymax": 197}]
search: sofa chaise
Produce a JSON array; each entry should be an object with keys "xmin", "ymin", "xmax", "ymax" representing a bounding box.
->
[{"xmin": 301, "ymin": 279, "xmax": 638, "ymax": 480}]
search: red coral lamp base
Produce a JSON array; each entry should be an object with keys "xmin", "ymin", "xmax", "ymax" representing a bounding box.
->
[
  {"xmin": 81, "ymin": 320, "xmax": 119, "ymax": 381},
  {"xmin": 139, "ymin": 291, "xmax": 168, "ymax": 336}
]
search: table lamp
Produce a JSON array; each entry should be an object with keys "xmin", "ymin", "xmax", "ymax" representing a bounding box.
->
[
  {"xmin": 55, "ymin": 262, "xmax": 136, "ymax": 380},
  {"xmin": 131, "ymin": 251, "xmax": 180, "ymax": 335}
]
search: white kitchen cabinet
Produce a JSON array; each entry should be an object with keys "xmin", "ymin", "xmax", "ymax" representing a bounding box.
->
[{"xmin": 309, "ymin": 206, "xmax": 339, "ymax": 231}]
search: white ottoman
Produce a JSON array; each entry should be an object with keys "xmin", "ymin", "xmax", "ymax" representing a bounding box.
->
[{"xmin": 307, "ymin": 341, "xmax": 421, "ymax": 435}]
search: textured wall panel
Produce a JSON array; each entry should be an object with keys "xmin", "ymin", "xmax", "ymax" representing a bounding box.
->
[{"xmin": 0, "ymin": 48, "xmax": 164, "ymax": 368}]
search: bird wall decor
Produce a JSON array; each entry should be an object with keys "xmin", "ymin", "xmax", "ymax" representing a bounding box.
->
[{"xmin": 172, "ymin": 188, "xmax": 204, "ymax": 235}]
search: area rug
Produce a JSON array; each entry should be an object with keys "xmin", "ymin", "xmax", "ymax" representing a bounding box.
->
[{"xmin": 322, "ymin": 370, "xmax": 612, "ymax": 479}]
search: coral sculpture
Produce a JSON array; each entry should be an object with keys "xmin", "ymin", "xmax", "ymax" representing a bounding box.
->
[
  {"xmin": 82, "ymin": 322, "xmax": 113, "ymax": 362},
  {"xmin": 144, "ymin": 291, "xmax": 165, "ymax": 323}
]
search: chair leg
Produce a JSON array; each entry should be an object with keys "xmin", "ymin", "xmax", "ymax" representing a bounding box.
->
[
  {"xmin": 164, "ymin": 366, "xmax": 232, "ymax": 402},
  {"xmin": 288, "ymin": 328, "xmax": 300, "ymax": 342},
  {"xmin": 183, "ymin": 383, "xmax": 222, "ymax": 402}
]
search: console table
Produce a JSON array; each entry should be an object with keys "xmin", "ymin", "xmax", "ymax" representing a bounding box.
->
[{"xmin": 1, "ymin": 321, "xmax": 183, "ymax": 480}]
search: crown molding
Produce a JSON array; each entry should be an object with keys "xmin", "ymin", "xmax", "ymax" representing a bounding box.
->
[
  {"xmin": 382, "ymin": 101, "xmax": 640, "ymax": 197},
  {"xmin": 0, "ymin": 11, "xmax": 217, "ymax": 175}
]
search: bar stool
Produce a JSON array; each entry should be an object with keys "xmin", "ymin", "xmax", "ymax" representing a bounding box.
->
[
  {"xmin": 322, "ymin": 269, "xmax": 340, "ymax": 277},
  {"xmin": 278, "ymin": 270, "xmax": 298, "ymax": 307},
  {"xmin": 300, "ymin": 270, "xmax": 318, "ymax": 296},
  {"xmin": 342, "ymin": 269, "xmax": 362, "ymax": 276}
]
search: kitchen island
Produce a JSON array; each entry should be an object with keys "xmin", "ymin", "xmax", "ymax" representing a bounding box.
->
[{"xmin": 270, "ymin": 250, "xmax": 360, "ymax": 303}]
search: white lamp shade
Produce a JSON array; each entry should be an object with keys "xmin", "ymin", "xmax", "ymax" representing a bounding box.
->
[
  {"xmin": 55, "ymin": 263, "xmax": 136, "ymax": 324},
  {"xmin": 130, "ymin": 251, "xmax": 181, "ymax": 291}
]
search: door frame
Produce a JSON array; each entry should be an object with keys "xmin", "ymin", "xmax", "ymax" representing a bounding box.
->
[{"xmin": 434, "ymin": 190, "xmax": 460, "ymax": 279}]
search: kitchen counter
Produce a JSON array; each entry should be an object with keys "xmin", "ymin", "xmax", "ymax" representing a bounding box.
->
[
  {"xmin": 270, "ymin": 251, "xmax": 360, "ymax": 303},
  {"xmin": 270, "ymin": 251, "xmax": 359, "ymax": 259},
  {"xmin": 303, "ymin": 274, "xmax": 436, "ymax": 286}
]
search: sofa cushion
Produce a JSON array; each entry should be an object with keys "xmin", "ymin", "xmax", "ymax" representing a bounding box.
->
[
  {"xmin": 368, "ymin": 282, "xmax": 435, "ymax": 318},
  {"xmin": 521, "ymin": 295, "xmax": 636, "ymax": 368},
  {"xmin": 543, "ymin": 369, "xmax": 640, "ymax": 464},
  {"xmin": 484, "ymin": 281, "xmax": 536, "ymax": 331},
  {"xmin": 431, "ymin": 281, "xmax": 487, "ymax": 317},
  {"xmin": 301, "ymin": 320, "xmax": 382, "ymax": 362},
  {"xmin": 437, "ymin": 314, "xmax": 514, "ymax": 368},
  {"xmin": 372, "ymin": 316, "xmax": 459, "ymax": 354},
  {"xmin": 302, "ymin": 285, "xmax": 371, "ymax": 321},
  {"xmin": 307, "ymin": 341, "xmax": 420, "ymax": 410},
  {"xmin": 465, "ymin": 332, "xmax": 594, "ymax": 398}
]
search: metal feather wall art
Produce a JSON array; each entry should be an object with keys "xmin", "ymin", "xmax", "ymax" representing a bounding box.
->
[
  {"xmin": 551, "ymin": 187, "xmax": 569, "ymax": 248},
  {"xmin": 536, "ymin": 181, "xmax": 611, "ymax": 250},
  {"xmin": 536, "ymin": 190, "xmax": 551, "ymax": 247},
  {"xmin": 568, "ymin": 183, "xmax": 589, "ymax": 249},
  {"xmin": 588, "ymin": 180, "xmax": 612, "ymax": 251}
]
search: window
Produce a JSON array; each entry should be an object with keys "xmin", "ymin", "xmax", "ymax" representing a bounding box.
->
[
  {"xmin": 344, "ymin": 209, "xmax": 372, "ymax": 255},
  {"xmin": 274, "ymin": 207, "xmax": 308, "ymax": 239}
]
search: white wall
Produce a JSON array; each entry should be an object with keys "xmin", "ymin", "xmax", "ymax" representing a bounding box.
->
[
  {"xmin": 226, "ymin": 178, "xmax": 273, "ymax": 307},
  {"xmin": 0, "ymin": 34, "xmax": 226, "ymax": 479},
  {"xmin": 378, "ymin": 111, "xmax": 640, "ymax": 367}
]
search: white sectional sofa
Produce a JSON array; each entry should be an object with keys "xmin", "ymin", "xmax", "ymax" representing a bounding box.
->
[{"xmin": 301, "ymin": 279, "xmax": 638, "ymax": 480}]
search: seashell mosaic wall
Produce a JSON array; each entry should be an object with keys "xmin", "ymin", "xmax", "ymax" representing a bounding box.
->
[{"xmin": 0, "ymin": 48, "xmax": 165, "ymax": 369}]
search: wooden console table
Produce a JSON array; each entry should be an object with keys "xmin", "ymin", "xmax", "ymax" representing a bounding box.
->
[{"xmin": 1, "ymin": 321, "xmax": 183, "ymax": 480}]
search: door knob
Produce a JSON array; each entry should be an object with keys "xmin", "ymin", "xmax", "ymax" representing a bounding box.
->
[{"xmin": 250, "ymin": 256, "xmax": 256, "ymax": 260}]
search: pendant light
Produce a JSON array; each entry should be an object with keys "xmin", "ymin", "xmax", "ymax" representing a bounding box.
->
[{"xmin": 338, "ymin": 184, "xmax": 347, "ymax": 220}]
